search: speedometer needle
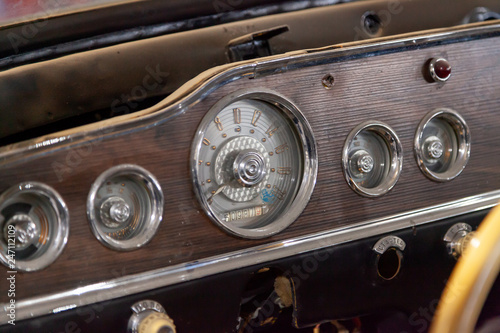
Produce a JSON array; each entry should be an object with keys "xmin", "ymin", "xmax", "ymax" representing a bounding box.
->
[{"xmin": 207, "ymin": 184, "xmax": 228, "ymax": 204}]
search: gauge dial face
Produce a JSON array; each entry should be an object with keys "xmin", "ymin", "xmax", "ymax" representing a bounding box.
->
[
  {"xmin": 192, "ymin": 90, "xmax": 316, "ymax": 238},
  {"xmin": 93, "ymin": 176, "xmax": 146, "ymax": 239},
  {"xmin": 414, "ymin": 109, "xmax": 470, "ymax": 182},
  {"xmin": 0, "ymin": 182, "xmax": 69, "ymax": 272},
  {"xmin": 87, "ymin": 164, "xmax": 164, "ymax": 251},
  {"xmin": 342, "ymin": 121, "xmax": 403, "ymax": 197}
]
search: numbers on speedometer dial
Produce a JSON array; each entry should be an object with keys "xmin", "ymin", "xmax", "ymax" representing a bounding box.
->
[{"xmin": 191, "ymin": 89, "xmax": 317, "ymax": 239}]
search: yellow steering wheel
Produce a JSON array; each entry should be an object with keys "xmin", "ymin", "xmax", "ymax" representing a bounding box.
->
[{"xmin": 430, "ymin": 204, "xmax": 500, "ymax": 333}]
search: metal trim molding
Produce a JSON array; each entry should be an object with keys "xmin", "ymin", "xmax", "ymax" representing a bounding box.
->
[{"xmin": 1, "ymin": 189, "xmax": 499, "ymax": 324}]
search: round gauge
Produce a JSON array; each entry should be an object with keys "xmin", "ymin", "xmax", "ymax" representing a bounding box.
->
[
  {"xmin": 0, "ymin": 182, "xmax": 69, "ymax": 272},
  {"xmin": 414, "ymin": 109, "xmax": 470, "ymax": 182},
  {"xmin": 191, "ymin": 89, "xmax": 317, "ymax": 239},
  {"xmin": 87, "ymin": 164, "xmax": 163, "ymax": 251},
  {"xmin": 342, "ymin": 121, "xmax": 403, "ymax": 197}
]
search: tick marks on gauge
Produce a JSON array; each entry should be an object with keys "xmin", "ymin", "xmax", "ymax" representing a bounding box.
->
[
  {"xmin": 233, "ymin": 108, "xmax": 241, "ymax": 124},
  {"xmin": 266, "ymin": 124, "xmax": 278, "ymax": 138},
  {"xmin": 278, "ymin": 167, "xmax": 292, "ymax": 175},
  {"xmin": 251, "ymin": 110, "xmax": 262, "ymax": 126},
  {"xmin": 214, "ymin": 117, "xmax": 223, "ymax": 131},
  {"xmin": 275, "ymin": 143, "xmax": 289, "ymax": 154}
]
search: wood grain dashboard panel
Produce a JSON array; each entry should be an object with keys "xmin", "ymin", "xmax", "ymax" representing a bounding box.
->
[{"xmin": 1, "ymin": 28, "xmax": 500, "ymax": 301}]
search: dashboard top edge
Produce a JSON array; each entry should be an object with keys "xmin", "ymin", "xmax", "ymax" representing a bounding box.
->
[
  {"xmin": 0, "ymin": 21, "xmax": 500, "ymax": 166},
  {"xmin": 2, "ymin": 189, "xmax": 499, "ymax": 324}
]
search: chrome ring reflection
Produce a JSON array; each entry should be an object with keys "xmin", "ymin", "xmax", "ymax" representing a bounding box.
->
[
  {"xmin": 342, "ymin": 121, "xmax": 403, "ymax": 197},
  {"xmin": 414, "ymin": 109, "xmax": 471, "ymax": 182},
  {"xmin": 87, "ymin": 164, "xmax": 164, "ymax": 251},
  {"xmin": 0, "ymin": 182, "xmax": 69, "ymax": 272}
]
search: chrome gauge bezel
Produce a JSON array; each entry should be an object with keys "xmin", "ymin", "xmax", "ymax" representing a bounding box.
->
[
  {"xmin": 87, "ymin": 164, "xmax": 164, "ymax": 251},
  {"xmin": 414, "ymin": 108, "xmax": 471, "ymax": 182},
  {"xmin": 342, "ymin": 121, "xmax": 403, "ymax": 198},
  {"xmin": 191, "ymin": 88, "xmax": 317, "ymax": 239},
  {"xmin": 0, "ymin": 182, "xmax": 69, "ymax": 272}
]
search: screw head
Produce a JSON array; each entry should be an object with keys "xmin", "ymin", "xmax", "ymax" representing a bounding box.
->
[{"xmin": 322, "ymin": 74, "xmax": 335, "ymax": 89}]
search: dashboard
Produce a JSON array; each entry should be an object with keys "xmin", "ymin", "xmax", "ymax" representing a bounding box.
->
[{"xmin": 1, "ymin": 1, "xmax": 500, "ymax": 332}]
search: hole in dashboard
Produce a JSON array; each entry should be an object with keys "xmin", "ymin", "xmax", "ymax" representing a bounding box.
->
[
  {"xmin": 376, "ymin": 248, "xmax": 402, "ymax": 281},
  {"xmin": 361, "ymin": 11, "xmax": 382, "ymax": 36}
]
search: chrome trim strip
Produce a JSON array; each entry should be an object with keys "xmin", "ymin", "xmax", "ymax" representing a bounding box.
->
[{"xmin": 2, "ymin": 190, "xmax": 499, "ymax": 324}]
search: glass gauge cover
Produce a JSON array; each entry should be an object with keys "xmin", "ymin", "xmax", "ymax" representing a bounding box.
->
[
  {"xmin": 0, "ymin": 182, "xmax": 69, "ymax": 272},
  {"xmin": 414, "ymin": 108, "xmax": 470, "ymax": 182},
  {"xmin": 87, "ymin": 164, "xmax": 163, "ymax": 251},
  {"xmin": 191, "ymin": 89, "xmax": 317, "ymax": 239},
  {"xmin": 342, "ymin": 121, "xmax": 403, "ymax": 197}
]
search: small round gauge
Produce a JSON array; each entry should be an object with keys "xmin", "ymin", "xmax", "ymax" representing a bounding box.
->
[
  {"xmin": 191, "ymin": 89, "xmax": 317, "ymax": 239},
  {"xmin": 0, "ymin": 182, "xmax": 69, "ymax": 272},
  {"xmin": 342, "ymin": 121, "xmax": 403, "ymax": 197},
  {"xmin": 87, "ymin": 164, "xmax": 163, "ymax": 251},
  {"xmin": 414, "ymin": 109, "xmax": 470, "ymax": 182}
]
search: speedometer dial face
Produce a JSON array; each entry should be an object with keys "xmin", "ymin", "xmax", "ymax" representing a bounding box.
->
[{"xmin": 191, "ymin": 89, "xmax": 317, "ymax": 238}]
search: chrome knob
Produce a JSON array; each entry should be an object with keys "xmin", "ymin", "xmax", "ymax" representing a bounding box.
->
[
  {"xmin": 139, "ymin": 312, "xmax": 176, "ymax": 333},
  {"xmin": 4, "ymin": 214, "xmax": 39, "ymax": 250},
  {"xmin": 128, "ymin": 300, "xmax": 175, "ymax": 333},
  {"xmin": 233, "ymin": 149, "xmax": 267, "ymax": 187},
  {"xmin": 425, "ymin": 137, "xmax": 444, "ymax": 159},
  {"xmin": 354, "ymin": 150, "xmax": 375, "ymax": 173},
  {"xmin": 100, "ymin": 197, "xmax": 131, "ymax": 228},
  {"xmin": 444, "ymin": 223, "xmax": 475, "ymax": 259},
  {"xmin": 110, "ymin": 201, "xmax": 131, "ymax": 223}
]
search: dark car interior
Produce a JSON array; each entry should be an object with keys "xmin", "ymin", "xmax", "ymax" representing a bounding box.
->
[{"xmin": 1, "ymin": 0, "xmax": 500, "ymax": 332}]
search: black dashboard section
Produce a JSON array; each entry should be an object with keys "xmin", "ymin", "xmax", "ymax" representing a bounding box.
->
[{"xmin": 2, "ymin": 209, "xmax": 493, "ymax": 333}]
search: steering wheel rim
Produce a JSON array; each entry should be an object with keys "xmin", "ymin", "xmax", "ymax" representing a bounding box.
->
[{"xmin": 430, "ymin": 203, "xmax": 500, "ymax": 333}]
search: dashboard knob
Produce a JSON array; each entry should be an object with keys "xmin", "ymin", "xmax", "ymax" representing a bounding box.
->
[
  {"xmin": 138, "ymin": 312, "xmax": 176, "ymax": 333},
  {"xmin": 128, "ymin": 300, "xmax": 174, "ymax": 333},
  {"xmin": 443, "ymin": 223, "xmax": 475, "ymax": 259}
]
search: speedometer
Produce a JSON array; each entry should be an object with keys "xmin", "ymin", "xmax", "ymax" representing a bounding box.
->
[{"xmin": 191, "ymin": 89, "xmax": 317, "ymax": 238}]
